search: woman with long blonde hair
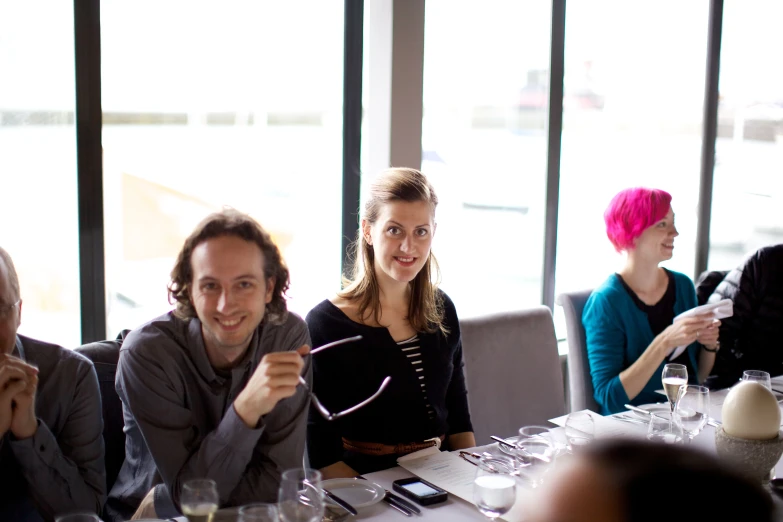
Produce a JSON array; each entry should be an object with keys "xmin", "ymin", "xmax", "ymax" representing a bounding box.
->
[{"xmin": 306, "ymin": 167, "xmax": 475, "ymax": 478}]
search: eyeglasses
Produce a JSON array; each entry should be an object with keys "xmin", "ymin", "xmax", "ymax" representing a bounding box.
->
[
  {"xmin": 299, "ymin": 335, "xmax": 392, "ymax": 421},
  {"xmin": 0, "ymin": 300, "xmax": 20, "ymax": 320}
]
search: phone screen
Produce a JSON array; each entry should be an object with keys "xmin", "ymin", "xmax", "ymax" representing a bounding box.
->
[{"xmin": 401, "ymin": 481, "xmax": 441, "ymax": 497}]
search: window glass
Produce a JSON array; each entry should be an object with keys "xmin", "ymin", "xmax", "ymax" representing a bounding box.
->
[
  {"xmin": 421, "ymin": 0, "xmax": 552, "ymax": 317},
  {"xmin": 709, "ymin": 0, "xmax": 783, "ymax": 271},
  {"xmin": 101, "ymin": 0, "xmax": 345, "ymax": 335},
  {"xmin": 0, "ymin": 1, "xmax": 80, "ymax": 346}
]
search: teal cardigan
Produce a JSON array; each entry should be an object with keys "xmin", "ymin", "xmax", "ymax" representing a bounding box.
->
[{"xmin": 582, "ymin": 270, "xmax": 700, "ymax": 415}]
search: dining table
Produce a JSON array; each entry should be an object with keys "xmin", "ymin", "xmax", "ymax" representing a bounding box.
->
[{"xmin": 173, "ymin": 380, "xmax": 783, "ymax": 521}]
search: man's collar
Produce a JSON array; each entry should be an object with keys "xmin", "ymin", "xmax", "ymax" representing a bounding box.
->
[
  {"xmin": 186, "ymin": 318, "xmax": 262, "ymax": 383},
  {"xmin": 13, "ymin": 336, "xmax": 24, "ymax": 360}
]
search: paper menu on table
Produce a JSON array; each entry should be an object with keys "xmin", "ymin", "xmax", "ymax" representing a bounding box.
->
[
  {"xmin": 397, "ymin": 450, "xmax": 535, "ymax": 522},
  {"xmin": 396, "ymin": 451, "xmax": 476, "ymax": 502},
  {"xmin": 669, "ymin": 299, "xmax": 733, "ymax": 360},
  {"xmin": 549, "ymin": 409, "xmax": 647, "ymax": 439}
]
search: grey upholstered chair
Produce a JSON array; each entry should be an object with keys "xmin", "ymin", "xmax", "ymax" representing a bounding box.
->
[
  {"xmin": 75, "ymin": 330, "xmax": 130, "ymax": 492},
  {"xmin": 460, "ymin": 306, "xmax": 565, "ymax": 445},
  {"xmin": 556, "ymin": 290, "xmax": 600, "ymax": 413}
]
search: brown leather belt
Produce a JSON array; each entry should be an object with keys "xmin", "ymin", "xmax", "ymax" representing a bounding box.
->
[{"xmin": 342, "ymin": 435, "xmax": 445, "ymax": 456}]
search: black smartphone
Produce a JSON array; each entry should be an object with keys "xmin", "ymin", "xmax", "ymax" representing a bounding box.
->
[{"xmin": 392, "ymin": 477, "xmax": 448, "ymax": 506}]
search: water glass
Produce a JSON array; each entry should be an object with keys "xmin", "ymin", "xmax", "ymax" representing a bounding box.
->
[
  {"xmin": 662, "ymin": 363, "xmax": 688, "ymax": 412},
  {"xmin": 181, "ymin": 478, "xmax": 219, "ymax": 522},
  {"xmin": 675, "ymin": 385, "xmax": 710, "ymax": 443},
  {"xmin": 54, "ymin": 515, "xmax": 101, "ymax": 522},
  {"xmin": 742, "ymin": 370, "xmax": 772, "ymax": 390},
  {"xmin": 564, "ymin": 411, "xmax": 595, "ymax": 451},
  {"xmin": 239, "ymin": 502, "xmax": 279, "ymax": 522},
  {"xmin": 473, "ymin": 456, "xmax": 517, "ymax": 520},
  {"xmin": 278, "ymin": 468, "xmax": 324, "ymax": 522},
  {"xmin": 647, "ymin": 411, "xmax": 684, "ymax": 444}
]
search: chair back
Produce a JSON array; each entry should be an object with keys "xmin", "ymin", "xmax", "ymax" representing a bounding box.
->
[
  {"xmin": 75, "ymin": 330, "xmax": 129, "ymax": 492},
  {"xmin": 556, "ymin": 290, "xmax": 600, "ymax": 413},
  {"xmin": 460, "ymin": 307, "xmax": 565, "ymax": 445}
]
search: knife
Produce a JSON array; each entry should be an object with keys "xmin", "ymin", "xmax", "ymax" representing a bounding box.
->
[
  {"xmin": 323, "ymin": 488, "xmax": 358, "ymax": 516},
  {"xmin": 383, "ymin": 494, "xmax": 413, "ymax": 517},
  {"xmin": 490, "ymin": 435, "xmax": 550, "ymax": 463},
  {"xmin": 624, "ymin": 404, "xmax": 651, "ymax": 416},
  {"xmin": 356, "ymin": 476, "xmax": 421, "ymax": 515},
  {"xmin": 625, "ymin": 403, "xmax": 722, "ymax": 428}
]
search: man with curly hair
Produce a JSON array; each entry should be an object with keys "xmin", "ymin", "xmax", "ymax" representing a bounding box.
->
[{"xmin": 106, "ymin": 209, "xmax": 311, "ymax": 521}]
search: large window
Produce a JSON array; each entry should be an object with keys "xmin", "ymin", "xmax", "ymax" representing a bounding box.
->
[
  {"xmin": 101, "ymin": 1, "xmax": 345, "ymax": 336},
  {"xmin": 421, "ymin": 0, "xmax": 552, "ymax": 318},
  {"xmin": 0, "ymin": 1, "xmax": 80, "ymax": 347},
  {"xmin": 709, "ymin": 0, "xmax": 783, "ymax": 271},
  {"xmin": 555, "ymin": 1, "xmax": 710, "ymax": 299}
]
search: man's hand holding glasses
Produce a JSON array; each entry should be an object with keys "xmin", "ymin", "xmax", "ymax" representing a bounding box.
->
[
  {"xmin": 234, "ymin": 335, "xmax": 391, "ymax": 428},
  {"xmin": 234, "ymin": 344, "xmax": 311, "ymax": 428}
]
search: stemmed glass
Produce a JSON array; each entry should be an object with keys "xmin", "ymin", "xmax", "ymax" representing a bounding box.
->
[
  {"xmin": 180, "ymin": 478, "xmax": 219, "ymax": 522},
  {"xmin": 564, "ymin": 411, "xmax": 595, "ymax": 452},
  {"xmin": 473, "ymin": 456, "xmax": 517, "ymax": 520},
  {"xmin": 647, "ymin": 411, "xmax": 684, "ymax": 444},
  {"xmin": 239, "ymin": 503, "xmax": 279, "ymax": 522},
  {"xmin": 662, "ymin": 363, "xmax": 688, "ymax": 412},
  {"xmin": 742, "ymin": 370, "xmax": 772, "ymax": 390},
  {"xmin": 674, "ymin": 385, "xmax": 710, "ymax": 443},
  {"xmin": 278, "ymin": 468, "xmax": 324, "ymax": 522}
]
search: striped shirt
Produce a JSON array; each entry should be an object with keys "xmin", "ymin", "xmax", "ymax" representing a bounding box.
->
[{"xmin": 397, "ymin": 335, "xmax": 435, "ymax": 419}]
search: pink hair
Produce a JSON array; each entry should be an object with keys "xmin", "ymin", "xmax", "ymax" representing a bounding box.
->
[{"xmin": 604, "ymin": 188, "xmax": 672, "ymax": 252}]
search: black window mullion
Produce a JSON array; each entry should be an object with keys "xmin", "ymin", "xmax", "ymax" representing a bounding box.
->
[
  {"xmin": 74, "ymin": 0, "xmax": 106, "ymax": 343},
  {"xmin": 341, "ymin": 0, "xmax": 364, "ymax": 279},
  {"xmin": 542, "ymin": 0, "xmax": 566, "ymax": 310},
  {"xmin": 695, "ymin": 0, "xmax": 724, "ymax": 278}
]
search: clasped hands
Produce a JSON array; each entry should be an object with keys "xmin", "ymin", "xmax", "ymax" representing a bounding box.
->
[{"xmin": 0, "ymin": 354, "xmax": 39, "ymax": 439}]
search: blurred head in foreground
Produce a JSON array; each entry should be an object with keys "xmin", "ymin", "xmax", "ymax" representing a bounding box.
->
[{"xmin": 528, "ymin": 439, "xmax": 774, "ymax": 522}]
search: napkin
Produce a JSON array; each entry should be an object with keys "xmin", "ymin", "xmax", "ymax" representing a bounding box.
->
[{"xmin": 668, "ymin": 299, "xmax": 733, "ymax": 360}]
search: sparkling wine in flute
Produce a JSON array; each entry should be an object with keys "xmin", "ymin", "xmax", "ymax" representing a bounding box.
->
[
  {"xmin": 181, "ymin": 502, "xmax": 218, "ymax": 522},
  {"xmin": 662, "ymin": 377, "xmax": 687, "ymax": 405}
]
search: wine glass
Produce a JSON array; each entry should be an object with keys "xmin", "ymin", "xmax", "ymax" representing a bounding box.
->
[
  {"xmin": 661, "ymin": 363, "xmax": 688, "ymax": 412},
  {"xmin": 564, "ymin": 411, "xmax": 595, "ymax": 451},
  {"xmin": 473, "ymin": 456, "xmax": 517, "ymax": 520},
  {"xmin": 647, "ymin": 411, "xmax": 684, "ymax": 444},
  {"xmin": 54, "ymin": 515, "xmax": 101, "ymax": 522},
  {"xmin": 180, "ymin": 478, "xmax": 219, "ymax": 522},
  {"xmin": 278, "ymin": 468, "xmax": 324, "ymax": 522},
  {"xmin": 742, "ymin": 370, "xmax": 772, "ymax": 390},
  {"xmin": 674, "ymin": 385, "xmax": 710, "ymax": 443},
  {"xmin": 239, "ymin": 503, "xmax": 279, "ymax": 522}
]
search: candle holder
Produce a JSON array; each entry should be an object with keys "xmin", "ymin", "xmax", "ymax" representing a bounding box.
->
[{"xmin": 714, "ymin": 427, "xmax": 783, "ymax": 484}]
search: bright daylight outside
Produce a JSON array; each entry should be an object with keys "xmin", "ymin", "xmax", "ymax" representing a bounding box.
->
[{"xmin": 2, "ymin": 1, "xmax": 782, "ymax": 348}]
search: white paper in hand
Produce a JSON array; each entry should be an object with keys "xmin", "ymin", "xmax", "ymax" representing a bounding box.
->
[{"xmin": 668, "ymin": 299, "xmax": 733, "ymax": 360}]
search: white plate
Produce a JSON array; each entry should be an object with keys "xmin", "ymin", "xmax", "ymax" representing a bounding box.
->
[
  {"xmin": 321, "ymin": 478, "xmax": 385, "ymax": 509},
  {"xmin": 630, "ymin": 403, "xmax": 671, "ymax": 420}
]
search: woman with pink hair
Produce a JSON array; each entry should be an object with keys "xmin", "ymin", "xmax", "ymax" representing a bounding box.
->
[{"xmin": 582, "ymin": 188, "xmax": 720, "ymax": 414}]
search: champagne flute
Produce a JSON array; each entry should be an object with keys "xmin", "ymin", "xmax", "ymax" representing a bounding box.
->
[
  {"xmin": 674, "ymin": 385, "xmax": 709, "ymax": 443},
  {"xmin": 473, "ymin": 456, "xmax": 517, "ymax": 520},
  {"xmin": 647, "ymin": 411, "xmax": 684, "ymax": 444},
  {"xmin": 278, "ymin": 468, "xmax": 324, "ymax": 522},
  {"xmin": 564, "ymin": 411, "xmax": 595, "ymax": 451},
  {"xmin": 661, "ymin": 363, "xmax": 688, "ymax": 412},
  {"xmin": 180, "ymin": 478, "xmax": 219, "ymax": 522},
  {"xmin": 742, "ymin": 370, "xmax": 772, "ymax": 390}
]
